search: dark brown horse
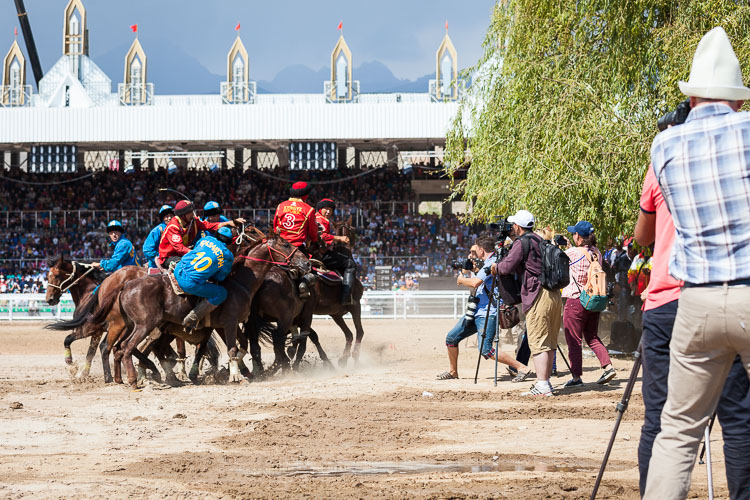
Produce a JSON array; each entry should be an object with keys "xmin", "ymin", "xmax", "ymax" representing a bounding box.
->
[
  {"xmin": 104, "ymin": 232, "xmax": 310, "ymax": 386},
  {"xmin": 306, "ymin": 219, "xmax": 366, "ymax": 365}
]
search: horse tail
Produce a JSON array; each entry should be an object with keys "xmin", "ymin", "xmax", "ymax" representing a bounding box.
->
[
  {"xmin": 44, "ymin": 286, "xmax": 100, "ymax": 331},
  {"xmin": 88, "ymin": 287, "xmax": 121, "ymax": 328},
  {"xmin": 255, "ymin": 318, "xmax": 276, "ymax": 347},
  {"xmin": 206, "ymin": 332, "xmax": 222, "ymax": 366}
]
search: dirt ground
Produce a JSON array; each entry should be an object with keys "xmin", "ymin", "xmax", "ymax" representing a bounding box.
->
[{"xmin": 0, "ymin": 319, "xmax": 727, "ymax": 499}]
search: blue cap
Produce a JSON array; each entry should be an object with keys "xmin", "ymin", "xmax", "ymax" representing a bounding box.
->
[
  {"xmin": 204, "ymin": 201, "xmax": 220, "ymax": 212},
  {"xmin": 158, "ymin": 204, "xmax": 174, "ymax": 216},
  {"xmin": 217, "ymin": 226, "xmax": 233, "ymax": 239},
  {"xmin": 107, "ymin": 220, "xmax": 124, "ymax": 232},
  {"xmin": 567, "ymin": 220, "xmax": 594, "ymax": 237}
]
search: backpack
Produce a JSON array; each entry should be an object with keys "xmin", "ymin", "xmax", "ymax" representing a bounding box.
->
[
  {"xmin": 574, "ymin": 248, "xmax": 608, "ymax": 312},
  {"xmin": 520, "ymin": 233, "xmax": 571, "ymax": 291}
]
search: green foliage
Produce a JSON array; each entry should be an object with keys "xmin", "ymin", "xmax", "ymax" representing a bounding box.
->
[{"xmin": 446, "ymin": 0, "xmax": 750, "ymax": 241}]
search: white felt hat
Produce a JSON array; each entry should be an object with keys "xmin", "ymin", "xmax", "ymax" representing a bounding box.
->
[{"xmin": 679, "ymin": 27, "xmax": 750, "ymax": 101}]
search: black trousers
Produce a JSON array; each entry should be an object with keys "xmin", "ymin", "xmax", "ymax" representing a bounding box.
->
[{"xmin": 639, "ymin": 299, "xmax": 750, "ymax": 499}]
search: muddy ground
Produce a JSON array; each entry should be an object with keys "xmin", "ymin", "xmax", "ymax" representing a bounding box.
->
[{"xmin": 0, "ymin": 319, "xmax": 726, "ymax": 499}]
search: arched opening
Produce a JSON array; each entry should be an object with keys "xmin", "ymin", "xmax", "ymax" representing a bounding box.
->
[
  {"xmin": 130, "ymin": 56, "xmax": 142, "ymax": 102},
  {"xmin": 68, "ymin": 9, "xmax": 81, "ymax": 54},
  {"xmin": 336, "ymin": 53, "xmax": 348, "ymax": 99},
  {"xmin": 441, "ymin": 53, "xmax": 453, "ymax": 97}
]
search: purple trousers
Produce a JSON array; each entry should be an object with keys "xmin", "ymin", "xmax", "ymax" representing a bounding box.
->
[{"xmin": 563, "ymin": 298, "xmax": 611, "ymax": 378}]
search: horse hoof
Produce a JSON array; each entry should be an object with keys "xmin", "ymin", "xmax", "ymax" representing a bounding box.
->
[
  {"xmin": 338, "ymin": 357, "xmax": 348, "ymax": 368},
  {"xmin": 228, "ymin": 358, "xmax": 242, "ymax": 383},
  {"xmin": 166, "ymin": 375, "xmax": 184, "ymax": 388}
]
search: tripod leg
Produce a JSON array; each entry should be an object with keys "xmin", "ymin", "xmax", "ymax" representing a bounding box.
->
[
  {"xmin": 590, "ymin": 344, "xmax": 642, "ymax": 500},
  {"xmin": 557, "ymin": 345, "xmax": 572, "ymax": 374},
  {"xmin": 698, "ymin": 411, "xmax": 717, "ymax": 464},
  {"xmin": 474, "ymin": 275, "xmax": 496, "ymax": 385},
  {"xmin": 705, "ymin": 424, "xmax": 714, "ymax": 500},
  {"xmin": 494, "ymin": 320, "xmax": 500, "ymax": 387}
]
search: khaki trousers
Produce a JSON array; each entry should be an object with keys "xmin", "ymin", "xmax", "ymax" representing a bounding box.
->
[{"xmin": 644, "ymin": 285, "xmax": 750, "ymax": 500}]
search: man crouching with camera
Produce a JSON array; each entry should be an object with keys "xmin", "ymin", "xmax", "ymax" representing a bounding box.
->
[
  {"xmin": 492, "ymin": 210, "xmax": 562, "ymax": 396},
  {"xmin": 437, "ymin": 237, "xmax": 531, "ymax": 380}
]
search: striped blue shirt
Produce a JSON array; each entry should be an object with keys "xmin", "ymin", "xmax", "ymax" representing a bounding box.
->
[{"xmin": 652, "ymin": 103, "xmax": 750, "ymax": 284}]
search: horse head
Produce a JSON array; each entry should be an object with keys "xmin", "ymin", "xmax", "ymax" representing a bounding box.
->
[
  {"xmin": 334, "ymin": 218, "xmax": 357, "ymax": 247},
  {"xmin": 268, "ymin": 236, "xmax": 311, "ymax": 275},
  {"xmin": 45, "ymin": 254, "xmax": 71, "ymax": 305}
]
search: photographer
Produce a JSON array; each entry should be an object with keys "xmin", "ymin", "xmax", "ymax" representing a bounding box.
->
[
  {"xmin": 643, "ymin": 27, "xmax": 750, "ymax": 499},
  {"xmin": 492, "ymin": 210, "xmax": 562, "ymax": 397},
  {"xmin": 437, "ymin": 237, "xmax": 530, "ymax": 380}
]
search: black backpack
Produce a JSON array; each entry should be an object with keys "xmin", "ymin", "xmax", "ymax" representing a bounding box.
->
[{"xmin": 520, "ymin": 233, "xmax": 571, "ymax": 290}]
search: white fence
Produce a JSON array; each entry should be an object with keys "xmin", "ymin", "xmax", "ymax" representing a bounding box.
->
[{"xmin": 0, "ymin": 291, "xmax": 470, "ymax": 322}]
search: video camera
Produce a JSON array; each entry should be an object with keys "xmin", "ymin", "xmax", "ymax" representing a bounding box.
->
[
  {"xmin": 489, "ymin": 216, "xmax": 514, "ymax": 241},
  {"xmin": 657, "ymin": 99, "xmax": 691, "ymax": 132}
]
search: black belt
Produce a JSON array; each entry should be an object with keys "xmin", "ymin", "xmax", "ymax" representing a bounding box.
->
[{"xmin": 684, "ymin": 278, "xmax": 750, "ymax": 288}]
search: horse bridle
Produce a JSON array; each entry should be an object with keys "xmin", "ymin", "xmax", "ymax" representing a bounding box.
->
[
  {"xmin": 235, "ymin": 223, "xmax": 266, "ymax": 246},
  {"xmin": 241, "ymin": 239, "xmax": 301, "ymax": 267},
  {"xmin": 47, "ymin": 261, "xmax": 95, "ymax": 294}
]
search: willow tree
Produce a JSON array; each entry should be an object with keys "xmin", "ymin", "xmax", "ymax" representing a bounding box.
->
[{"xmin": 446, "ymin": 1, "xmax": 750, "ymax": 240}]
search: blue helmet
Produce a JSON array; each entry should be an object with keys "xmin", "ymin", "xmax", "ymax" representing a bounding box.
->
[
  {"xmin": 216, "ymin": 226, "xmax": 233, "ymax": 244},
  {"xmin": 203, "ymin": 200, "xmax": 221, "ymax": 216},
  {"xmin": 158, "ymin": 204, "xmax": 174, "ymax": 217},
  {"xmin": 107, "ymin": 220, "xmax": 124, "ymax": 233}
]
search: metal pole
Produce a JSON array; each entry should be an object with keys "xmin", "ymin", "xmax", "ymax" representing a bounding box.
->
[
  {"xmin": 705, "ymin": 425, "xmax": 714, "ymax": 500},
  {"xmin": 13, "ymin": 0, "xmax": 44, "ymax": 87},
  {"xmin": 494, "ymin": 311, "xmax": 500, "ymax": 387}
]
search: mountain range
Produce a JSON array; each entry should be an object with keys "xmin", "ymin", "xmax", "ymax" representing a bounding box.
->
[{"xmin": 91, "ymin": 36, "xmax": 435, "ymax": 95}]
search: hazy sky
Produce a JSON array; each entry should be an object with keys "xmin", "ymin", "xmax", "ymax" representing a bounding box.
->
[{"xmin": 2, "ymin": 1, "xmax": 496, "ymax": 81}]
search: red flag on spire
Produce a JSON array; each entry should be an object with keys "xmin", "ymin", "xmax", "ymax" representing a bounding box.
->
[
  {"xmin": 445, "ymin": 20, "xmax": 449, "ymax": 31},
  {"xmin": 337, "ymin": 21, "xmax": 343, "ymax": 31},
  {"xmin": 130, "ymin": 24, "xmax": 138, "ymax": 33},
  {"xmin": 235, "ymin": 22, "xmax": 241, "ymax": 31},
  {"xmin": 14, "ymin": 26, "xmax": 18, "ymax": 37}
]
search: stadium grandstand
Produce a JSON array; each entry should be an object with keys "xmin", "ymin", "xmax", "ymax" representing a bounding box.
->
[{"xmin": 1, "ymin": 0, "xmax": 479, "ymax": 292}]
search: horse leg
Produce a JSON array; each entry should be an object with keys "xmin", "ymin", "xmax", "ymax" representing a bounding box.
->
[
  {"xmin": 350, "ymin": 303, "xmax": 365, "ymax": 362},
  {"xmin": 308, "ymin": 328, "xmax": 334, "ymax": 369},
  {"xmin": 332, "ymin": 314, "xmax": 354, "ymax": 367},
  {"xmin": 63, "ymin": 326, "xmax": 90, "ymax": 376},
  {"xmin": 246, "ymin": 318, "xmax": 264, "ymax": 378},
  {"xmin": 98, "ymin": 335, "xmax": 113, "ymax": 383},
  {"xmin": 174, "ymin": 337, "xmax": 188, "ymax": 381},
  {"xmin": 122, "ymin": 327, "xmax": 151, "ymax": 388},
  {"xmin": 236, "ymin": 327, "xmax": 252, "ymax": 380},
  {"xmin": 76, "ymin": 327, "xmax": 102, "ymax": 380},
  {"xmin": 133, "ymin": 347, "xmax": 163, "ymax": 384},
  {"xmin": 189, "ymin": 339, "xmax": 209, "ymax": 385},
  {"xmin": 270, "ymin": 321, "xmax": 292, "ymax": 374},
  {"xmin": 220, "ymin": 319, "xmax": 242, "ymax": 383},
  {"xmin": 292, "ymin": 337, "xmax": 308, "ymax": 371}
]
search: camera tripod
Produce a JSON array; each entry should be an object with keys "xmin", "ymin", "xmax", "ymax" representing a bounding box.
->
[{"xmin": 590, "ymin": 343, "xmax": 715, "ymax": 500}]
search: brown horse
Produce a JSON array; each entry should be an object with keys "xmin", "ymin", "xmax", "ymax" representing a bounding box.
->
[
  {"xmin": 245, "ymin": 265, "xmax": 333, "ymax": 376},
  {"xmin": 43, "ymin": 257, "xmax": 162, "ymax": 380},
  {"xmin": 306, "ymin": 219, "xmax": 366, "ymax": 366},
  {"xmin": 104, "ymin": 232, "xmax": 310, "ymax": 386}
]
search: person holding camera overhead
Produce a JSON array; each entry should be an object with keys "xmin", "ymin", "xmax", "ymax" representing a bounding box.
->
[
  {"xmin": 560, "ymin": 221, "xmax": 615, "ymax": 388},
  {"xmin": 436, "ymin": 237, "xmax": 531, "ymax": 380},
  {"xmin": 643, "ymin": 27, "xmax": 750, "ymax": 499},
  {"xmin": 492, "ymin": 210, "xmax": 562, "ymax": 396}
]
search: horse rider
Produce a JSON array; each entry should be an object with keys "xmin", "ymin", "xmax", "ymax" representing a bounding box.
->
[
  {"xmin": 142, "ymin": 204, "xmax": 174, "ymax": 269},
  {"xmin": 157, "ymin": 199, "xmax": 243, "ymax": 270},
  {"xmin": 92, "ymin": 220, "xmax": 137, "ymax": 272},
  {"xmin": 315, "ymin": 198, "xmax": 357, "ymax": 305},
  {"xmin": 203, "ymin": 201, "xmax": 230, "ymax": 224},
  {"xmin": 273, "ymin": 181, "xmax": 318, "ymax": 298},
  {"xmin": 174, "ymin": 226, "xmax": 235, "ymax": 330}
]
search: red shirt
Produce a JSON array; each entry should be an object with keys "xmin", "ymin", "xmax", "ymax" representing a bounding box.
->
[
  {"xmin": 273, "ymin": 198, "xmax": 318, "ymax": 247},
  {"xmin": 316, "ymin": 212, "xmax": 335, "ymax": 246},
  {"xmin": 157, "ymin": 216, "xmax": 221, "ymax": 265},
  {"xmin": 640, "ymin": 165, "xmax": 682, "ymax": 311}
]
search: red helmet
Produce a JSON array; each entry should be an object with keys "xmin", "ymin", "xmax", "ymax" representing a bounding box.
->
[
  {"xmin": 174, "ymin": 200, "xmax": 194, "ymax": 216},
  {"xmin": 290, "ymin": 181, "xmax": 312, "ymax": 198}
]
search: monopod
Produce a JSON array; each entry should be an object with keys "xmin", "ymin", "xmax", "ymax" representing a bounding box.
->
[{"xmin": 474, "ymin": 273, "xmax": 497, "ymax": 384}]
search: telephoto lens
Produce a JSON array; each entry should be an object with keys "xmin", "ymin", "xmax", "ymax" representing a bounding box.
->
[{"xmin": 464, "ymin": 294, "xmax": 480, "ymax": 323}]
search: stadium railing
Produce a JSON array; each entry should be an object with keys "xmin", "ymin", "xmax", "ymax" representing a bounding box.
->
[{"xmin": 0, "ymin": 291, "xmax": 470, "ymax": 321}]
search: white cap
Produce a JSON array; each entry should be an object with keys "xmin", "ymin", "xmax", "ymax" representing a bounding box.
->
[
  {"xmin": 508, "ymin": 210, "xmax": 535, "ymax": 229},
  {"xmin": 679, "ymin": 27, "xmax": 750, "ymax": 101}
]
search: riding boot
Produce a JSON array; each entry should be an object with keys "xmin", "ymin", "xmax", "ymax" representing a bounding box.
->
[
  {"xmin": 182, "ymin": 299, "xmax": 217, "ymax": 331},
  {"xmin": 341, "ymin": 267, "xmax": 356, "ymax": 305},
  {"xmin": 298, "ymin": 272, "xmax": 317, "ymax": 300}
]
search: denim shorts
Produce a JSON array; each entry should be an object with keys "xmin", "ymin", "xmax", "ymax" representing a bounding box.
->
[{"xmin": 445, "ymin": 314, "xmax": 497, "ymax": 357}]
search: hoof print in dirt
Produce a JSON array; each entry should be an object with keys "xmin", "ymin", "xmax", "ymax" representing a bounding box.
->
[
  {"xmin": 10, "ymin": 402, "xmax": 23, "ymax": 410},
  {"xmin": 172, "ymin": 413, "xmax": 187, "ymax": 419}
]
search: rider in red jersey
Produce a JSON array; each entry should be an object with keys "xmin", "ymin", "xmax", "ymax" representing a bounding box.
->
[{"xmin": 315, "ymin": 198, "xmax": 356, "ymax": 305}]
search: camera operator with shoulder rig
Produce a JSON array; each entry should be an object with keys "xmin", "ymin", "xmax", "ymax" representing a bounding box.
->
[{"xmin": 437, "ymin": 237, "xmax": 531, "ymax": 380}]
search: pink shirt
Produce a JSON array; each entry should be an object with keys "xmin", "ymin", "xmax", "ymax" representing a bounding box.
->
[{"xmin": 640, "ymin": 166, "xmax": 683, "ymax": 311}]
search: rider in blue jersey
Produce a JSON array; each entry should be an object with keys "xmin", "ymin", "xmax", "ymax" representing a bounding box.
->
[
  {"xmin": 175, "ymin": 226, "xmax": 235, "ymax": 329},
  {"xmin": 142, "ymin": 204, "xmax": 174, "ymax": 268},
  {"xmin": 93, "ymin": 220, "xmax": 137, "ymax": 272},
  {"xmin": 203, "ymin": 201, "xmax": 230, "ymax": 233}
]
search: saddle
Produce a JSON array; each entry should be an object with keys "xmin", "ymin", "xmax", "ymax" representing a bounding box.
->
[
  {"xmin": 168, "ymin": 272, "xmax": 187, "ymax": 296},
  {"xmin": 314, "ymin": 267, "xmax": 343, "ymax": 284}
]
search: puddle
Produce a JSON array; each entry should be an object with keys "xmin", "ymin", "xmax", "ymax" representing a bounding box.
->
[{"xmin": 261, "ymin": 461, "xmax": 600, "ymax": 477}]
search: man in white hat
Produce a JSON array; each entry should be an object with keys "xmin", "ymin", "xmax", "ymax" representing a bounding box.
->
[{"xmin": 644, "ymin": 27, "xmax": 750, "ymax": 499}]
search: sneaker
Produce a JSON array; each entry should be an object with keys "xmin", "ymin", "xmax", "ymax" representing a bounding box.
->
[
  {"xmin": 521, "ymin": 384, "xmax": 553, "ymax": 397},
  {"xmin": 596, "ymin": 367, "xmax": 616, "ymax": 385},
  {"xmin": 563, "ymin": 378, "xmax": 583, "ymax": 388}
]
